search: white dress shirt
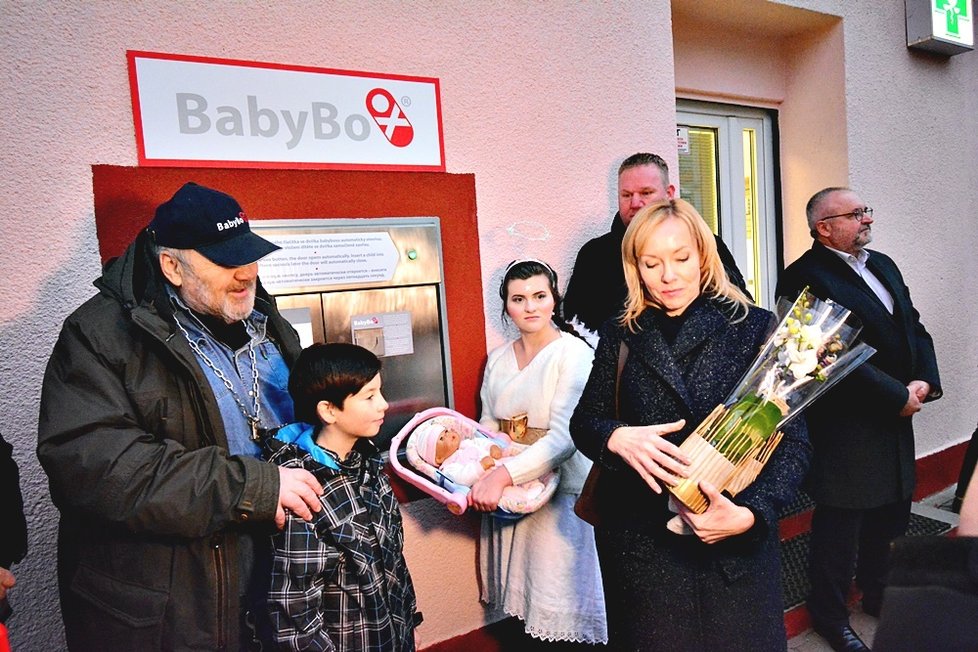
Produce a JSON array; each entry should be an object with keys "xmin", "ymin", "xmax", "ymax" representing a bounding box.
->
[{"xmin": 825, "ymin": 245, "xmax": 895, "ymax": 314}]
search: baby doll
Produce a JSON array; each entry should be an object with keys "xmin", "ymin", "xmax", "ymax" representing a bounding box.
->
[
  {"xmin": 414, "ymin": 419, "xmax": 504, "ymax": 485},
  {"xmin": 413, "ymin": 419, "xmax": 545, "ymax": 500}
]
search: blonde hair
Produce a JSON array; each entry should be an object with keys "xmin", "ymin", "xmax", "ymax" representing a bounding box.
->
[{"xmin": 620, "ymin": 198, "xmax": 750, "ymax": 331}]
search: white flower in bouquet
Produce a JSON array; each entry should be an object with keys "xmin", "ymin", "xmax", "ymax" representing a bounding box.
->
[{"xmin": 782, "ymin": 336, "xmax": 819, "ymax": 379}]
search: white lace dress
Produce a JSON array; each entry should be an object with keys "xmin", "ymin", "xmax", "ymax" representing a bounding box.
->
[{"xmin": 478, "ymin": 332, "xmax": 607, "ymax": 644}]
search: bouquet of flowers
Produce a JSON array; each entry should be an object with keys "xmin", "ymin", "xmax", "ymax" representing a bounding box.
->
[{"xmin": 667, "ymin": 288, "xmax": 876, "ymax": 518}]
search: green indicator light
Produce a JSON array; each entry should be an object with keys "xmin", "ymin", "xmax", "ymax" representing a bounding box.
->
[{"xmin": 407, "ymin": 249, "xmax": 418, "ymax": 260}]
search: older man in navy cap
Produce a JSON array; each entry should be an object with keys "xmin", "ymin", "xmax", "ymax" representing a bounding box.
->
[{"xmin": 39, "ymin": 183, "xmax": 323, "ymax": 651}]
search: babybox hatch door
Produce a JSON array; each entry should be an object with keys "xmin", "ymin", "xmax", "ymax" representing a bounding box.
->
[{"xmin": 253, "ymin": 217, "xmax": 451, "ymax": 446}]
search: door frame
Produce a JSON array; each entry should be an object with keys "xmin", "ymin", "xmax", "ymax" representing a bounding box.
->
[{"xmin": 677, "ymin": 100, "xmax": 780, "ymax": 308}]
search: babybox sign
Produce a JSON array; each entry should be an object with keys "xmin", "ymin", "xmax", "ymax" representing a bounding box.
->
[{"xmin": 127, "ymin": 51, "xmax": 445, "ymax": 171}]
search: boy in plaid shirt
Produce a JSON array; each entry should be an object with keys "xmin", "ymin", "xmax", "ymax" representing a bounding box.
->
[{"xmin": 265, "ymin": 343, "xmax": 422, "ymax": 651}]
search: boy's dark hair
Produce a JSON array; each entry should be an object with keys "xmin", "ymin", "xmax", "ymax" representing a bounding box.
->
[{"xmin": 289, "ymin": 342, "xmax": 382, "ymax": 425}]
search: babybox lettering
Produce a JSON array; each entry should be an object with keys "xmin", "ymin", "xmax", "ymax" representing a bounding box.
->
[
  {"xmin": 130, "ymin": 52, "xmax": 444, "ymax": 169},
  {"xmin": 176, "ymin": 93, "xmax": 377, "ymax": 149}
]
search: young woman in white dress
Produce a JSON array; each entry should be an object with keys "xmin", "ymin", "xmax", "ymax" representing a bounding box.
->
[{"xmin": 468, "ymin": 259, "xmax": 607, "ymax": 647}]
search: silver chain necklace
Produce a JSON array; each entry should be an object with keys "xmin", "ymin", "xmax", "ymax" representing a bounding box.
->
[{"xmin": 174, "ymin": 315, "xmax": 264, "ymax": 442}]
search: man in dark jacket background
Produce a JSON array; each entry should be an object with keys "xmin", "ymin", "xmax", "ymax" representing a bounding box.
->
[
  {"xmin": 778, "ymin": 187, "xmax": 941, "ymax": 652},
  {"xmin": 38, "ymin": 183, "xmax": 324, "ymax": 651},
  {"xmin": 563, "ymin": 152, "xmax": 749, "ymax": 339}
]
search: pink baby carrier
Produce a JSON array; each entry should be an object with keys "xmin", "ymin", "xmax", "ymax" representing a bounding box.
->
[{"xmin": 388, "ymin": 407, "xmax": 560, "ymax": 519}]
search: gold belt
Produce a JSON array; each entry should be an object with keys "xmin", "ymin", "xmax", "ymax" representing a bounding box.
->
[{"xmin": 498, "ymin": 413, "xmax": 547, "ymax": 445}]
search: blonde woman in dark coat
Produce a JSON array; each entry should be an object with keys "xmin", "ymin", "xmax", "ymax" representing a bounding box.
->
[{"xmin": 570, "ymin": 199, "xmax": 811, "ymax": 651}]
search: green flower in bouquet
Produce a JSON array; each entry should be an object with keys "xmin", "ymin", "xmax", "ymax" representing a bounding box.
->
[{"xmin": 702, "ymin": 393, "xmax": 786, "ymax": 464}]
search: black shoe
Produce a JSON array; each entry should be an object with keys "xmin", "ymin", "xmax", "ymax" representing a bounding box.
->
[{"xmin": 813, "ymin": 623, "xmax": 871, "ymax": 652}]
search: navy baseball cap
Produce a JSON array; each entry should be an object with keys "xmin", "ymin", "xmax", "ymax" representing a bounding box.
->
[{"xmin": 148, "ymin": 182, "xmax": 279, "ymax": 267}]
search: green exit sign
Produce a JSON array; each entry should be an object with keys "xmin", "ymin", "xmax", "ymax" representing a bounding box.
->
[{"xmin": 907, "ymin": 0, "xmax": 974, "ymax": 55}]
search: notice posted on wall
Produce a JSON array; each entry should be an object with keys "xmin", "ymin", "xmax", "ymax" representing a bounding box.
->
[
  {"xmin": 351, "ymin": 312, "xmax": 414, "ymax": 358},
  {"xmin": 257, "ymin": 231, "xmax": 399, "ymax": 292}
]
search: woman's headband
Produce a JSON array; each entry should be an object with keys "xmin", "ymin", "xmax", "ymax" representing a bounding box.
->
[{"xmin": 504, "ymin": 257, "xmax": 555, "ymax": 277}]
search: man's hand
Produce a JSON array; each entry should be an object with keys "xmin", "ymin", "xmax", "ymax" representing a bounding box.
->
[
  {"xmin": 0, "ymin": 567, "xmax": 15, "ymax": 601},
  {"xmin": 908, "ymin": 380, "xmax": 931, "ymax": 402},
  {"xmin": 606, "ymin": 419, "xmax": 689, "ymax": 494},
  {"xmin": 276, "ymin": 467, "xmax": 324, "ymax": 529},
  {"xmin": 678, "ymin": 481, "xmax": 755, "ymax": 544},
  {"xmin": 899, "ymin": 384, "xmax": 926, "ymax": 417}
]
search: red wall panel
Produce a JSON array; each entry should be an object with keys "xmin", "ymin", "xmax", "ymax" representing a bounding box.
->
[{"xmin": 92, "ymin": 165, "xmax": 486, "ymax": 417}]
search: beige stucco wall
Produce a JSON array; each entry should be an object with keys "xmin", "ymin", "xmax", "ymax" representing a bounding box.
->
[
  {"xmin": 781, "ymin": 0, "xmax": 978, "ymax": 462},
  {"xmin": 673, "ymin": 0, "xmax": 978, "ymax": 464},
  {"xmin": 1, "ymin": 1, "xmax": 976, "ymax": 649},
  {"xmin": 0, "ymin": 1, "xmax": 677, "ymax": 648},
  {"xmin": 673, "ymin": 0, "xmax": 850, "ymax": 270}
]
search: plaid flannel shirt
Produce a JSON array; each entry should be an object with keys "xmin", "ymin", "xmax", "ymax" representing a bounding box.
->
[{"xmin": 266, "ymin": 437, "xmax": 418, "ymax": 651}]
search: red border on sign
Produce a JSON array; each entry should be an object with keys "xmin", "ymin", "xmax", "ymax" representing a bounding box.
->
[{"xmin": 126, "ymin": 50, "xmax": 446, "ymax": 172}]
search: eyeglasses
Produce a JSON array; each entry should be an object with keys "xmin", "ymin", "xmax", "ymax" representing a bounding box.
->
[{"xmin": 819, "ymin": 207, "xmax": 873, "ymax": 222}]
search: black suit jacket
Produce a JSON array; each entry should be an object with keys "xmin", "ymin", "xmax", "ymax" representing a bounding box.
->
[{"xmin": 777, "ymin": 242, "xmax": 941, "ymax": 508}]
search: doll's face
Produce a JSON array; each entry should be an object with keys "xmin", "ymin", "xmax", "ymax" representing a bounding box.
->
[{"xmin": 434, "ymin": 428, "xmax": 461, "ymax": 465}]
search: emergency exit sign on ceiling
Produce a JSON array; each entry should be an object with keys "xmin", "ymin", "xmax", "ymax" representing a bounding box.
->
[{"xmin": 906, "ymin": 0, "xmax": 974, "ymax": 55}]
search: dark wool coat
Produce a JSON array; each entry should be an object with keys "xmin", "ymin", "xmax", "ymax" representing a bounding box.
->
[
  {"xmin": 38, "ymin": 229, "xmax": 302, "ymax": 651},
  {"xmin": 570, "ymin": 297, "xmax": 811, "ymax": 651},
  {"xmin": 777, "ymin": 242, "xmax": 941, "ymax": 508},
  {"xmin": 563, "ymin": 213, "xmax": 630, "ymax": 333}
]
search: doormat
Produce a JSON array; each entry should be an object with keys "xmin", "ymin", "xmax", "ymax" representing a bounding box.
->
[{"xmin": 780, "ymin": 511, "xmax": 954, "ymax": 611}]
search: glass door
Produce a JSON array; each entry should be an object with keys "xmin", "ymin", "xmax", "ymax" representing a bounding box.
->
[{"xmin": 677, "ymin": 101, "xmax": 778, "ymax": 308}]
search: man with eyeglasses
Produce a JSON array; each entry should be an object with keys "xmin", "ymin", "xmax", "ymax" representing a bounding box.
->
[{"xmin": 777, "ymin": 187, "xmax": 941, "ymax": 652}]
